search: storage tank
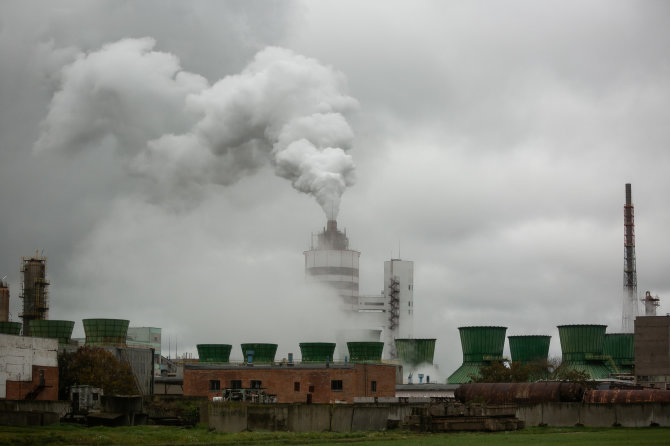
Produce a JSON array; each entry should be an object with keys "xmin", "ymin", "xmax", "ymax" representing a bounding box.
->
[
  {"xmin": 603, "ymin": 333, "xmax": 634, "ymax": 374},
  {"xmin": 29, "ymin": 320, "xmax": 74, "ymax": 345},
  {"xmin": 508, "ymin": 335, "xmax": 551, "ymax": 365},
  {"xmin": 394, "ymin": 338, "xmax": 436, "ymax": 366},
  {"xmin": 299, "ymin": 342, "xmax": 336, "ymax": 363},
  {"xmin": 447, "ymin": 326, "xmax": 507, "ymax": 384},
  {"xmin": 197, "ymin": 344, "xmax": 232, "ymax": 363},
  {"xmin": 0, "ymin": 321, "xmax": 22, "ymax": 335},
  {"xmin": 347, "ymin": 342, "xmax": 384, "ymax": 363},
  {"xmin": 557, "ymin": 324, "xmax": 611, "ymax": 379},
  {"xmin": 241, "ymin": 343, "xmax": 277, "ymax": 363},
  {"xmin": 83, "ymin": 318, "xmax": 129, "ymax": 346}
]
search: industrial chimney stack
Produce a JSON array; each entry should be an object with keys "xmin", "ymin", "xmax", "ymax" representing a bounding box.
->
[{"xmin": 622, "ymin": 184, "xmax": 639, "ymax": 332}]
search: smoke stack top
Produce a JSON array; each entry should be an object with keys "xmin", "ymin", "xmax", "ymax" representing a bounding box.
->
[{"xmin": 34, "ymin": 40, "xmax": 358, "ymax": 219}]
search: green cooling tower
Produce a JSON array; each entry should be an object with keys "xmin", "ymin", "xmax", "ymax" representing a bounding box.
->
[
  {"xmin": 241, "ymin": 343, "xmax": 277, "ymax": 363},
  {"xmin": 448, "ymin": 326, "xmax": 507, "ymax": 384},
  {"xmin": 197, "ymin": 344, "xmax": 232, "ymax": 363},
  {"xmin": 603, "ymin": 333, "xmax": 634, "ymax": 374},
  {"xmin": 508, "ymin": 335, "xmax": 551, "ymax": 365},
  {"xmin": 83, "ymin": 318, "xmax": 129, "ymax": 346},
  {"xmin": 0, "ymin": 321, "xmax": 22, "ymax": 335},
  {"xmin": 557, "ymin": 324, "xmax": 610, "ymax": 379},
  {"xmin": 395, "ymin": 338, "xmax": 436, "ymax": 366},
  {"xmin": 347, "ymin": 342, "xmax": 384, "ymax": 363},
  {"xmin": 299, "ymin": 342, "xmax": 336, "ymax": 363},
  {"xmin": 29, "ymin": 320, "xmax": 75, "ymax": 345}
]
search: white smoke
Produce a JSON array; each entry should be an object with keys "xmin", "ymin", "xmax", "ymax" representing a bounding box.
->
[{"xmin": 35, "ymin": 38, "xmax": 358, "ymax": 219}]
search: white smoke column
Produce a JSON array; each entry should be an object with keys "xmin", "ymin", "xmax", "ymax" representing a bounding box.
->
[{"xmin": 36, "ymin": 39, "xmax": 358, "ymax": 218}]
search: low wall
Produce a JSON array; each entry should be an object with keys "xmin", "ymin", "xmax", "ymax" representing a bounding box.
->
[
  {"xmin": 209, "ymin": 403, "xmax": 393, "ymax": 432},
  {"xmin": 0, "ymin": 400, "xmax": 70, "ymax": 426},
  {"xmin": 517, "ymin": 402, "xmax": 670, "ymax": 427}
]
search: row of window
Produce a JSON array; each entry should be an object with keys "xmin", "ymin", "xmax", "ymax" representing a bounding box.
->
[{"xmin": 209, "ymin": 379, "xmax": 377, "ymax": 393}]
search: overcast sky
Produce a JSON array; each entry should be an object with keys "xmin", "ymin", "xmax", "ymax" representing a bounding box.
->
[{"xmin": 1, "ymin": 1, "xmax": 669, "ymax": 378}]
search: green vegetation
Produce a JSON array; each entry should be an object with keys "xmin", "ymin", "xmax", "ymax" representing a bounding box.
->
[
  {"xmin": 471, "ymin": 359, "xmax": 592, "ymax": 383},
  {"xmin": 0, "ymin": 425, "xmax": 668, "ymax": 446},
  {"xmin": 58, "ymin": 347, "xmax": 138, "ymax": 399}
]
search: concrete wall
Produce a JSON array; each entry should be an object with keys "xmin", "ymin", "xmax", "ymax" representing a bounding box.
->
[
  {"xmin": 517, "ymin": 402, "xmax": 670, "ymax": 427},
  {"xmin": 0, "ymin": 334, "xmax": 58, "ymax": 399},
  {"xmin": 209, "ymin": 403, "xmax": 392, "ymax": 432},
  {"xmin": 0, "ymin": 400, "xmax": 70, "ymax": 426}
]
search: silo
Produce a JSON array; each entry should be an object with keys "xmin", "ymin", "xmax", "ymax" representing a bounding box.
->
[
  {"xmin": 447, "ymin": 326, "xmax": 507, "ymax": 384},
  {"xmin": 603, "ymin": 333, "xmax": 634, "ymax": 374},
  {"xmin": 557, "ymin": 324, "xmax": 611, "ymax": 379},
  {"xmin": 0, "ymin": 321, "xmax": 22, "ymax": 335},
  {"xmin": 241, "ymin": 343, "xmax": 277, "ymax": 363},
  {"xmin": 508, "ymin": 335, "xmax": 551, "ymax": 365},
  {"xmin": 197, "ymin": 344, "xmax": 232, "ymax": 363},
  {"xmin": 29, "ymin": 320, "xmax": 75, "ymax": 345},
  {"xmin": 299, "ymin": 342, "xmax": 336, "ymax": 363},
  {"xmin": 83, "ymin": 318, "xmax": 129, "ymax": 346},
  {"xmin": 347, "ymin": 342, "xmax": 384, "ymax": 363},
  {"xmin": 394, "ymin": 338, "xmax": 436, "ymax": 366}
]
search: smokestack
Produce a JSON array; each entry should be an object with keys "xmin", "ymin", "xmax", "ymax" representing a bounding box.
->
[
  {"xmin": 0, "ymin": 280, "xmax": 9, "ymax": 322},
  {"xmin": 622, "ymin": 183, "xmax": 639, "ymax": 332},
  {"xmin": 327, "ymin": 220, "xmax": 337, "ymax": 233}
]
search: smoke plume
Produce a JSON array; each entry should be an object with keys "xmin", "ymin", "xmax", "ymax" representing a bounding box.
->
[{"xmin": 35, "ymin": 38, "xmax": 358, "ymax": 219}]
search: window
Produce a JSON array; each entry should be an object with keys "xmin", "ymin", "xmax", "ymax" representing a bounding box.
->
[
  {"xmin": 92, "ymin": 393, "xmax": 99, "ymax": 401},
  {"xmin": 308, "ymin": 385, "xmax": 315, "ymax": 393},
  {"xmin": 209, "ymin": 380, "xmax": 220, "ymax": 391},
  {"xmin": 331, "ymin": 380, "xmax": 343, "ymax": 391},
  {"xmin": 231, "ymin": 380, "xmax": 242, "ymax": 389},
  {"xmin": 371, "ymin": 381, "xmax": 377, "ymax": 393},
  {"xmin": 250, "ymin": 380, "xmax": 262, "ymax": 389},
  {"xmin": 39, "ymin": 370, "xmax": 45, "ymax": 386},
  {"xmin": 294, "ymin": 382, "xmax": 300, "ymax": 392}
]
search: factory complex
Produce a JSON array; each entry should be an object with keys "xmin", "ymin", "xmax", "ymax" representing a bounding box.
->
[{"xmin": 2, "ymin": 183, "xmax": 670, "ymax": 430}]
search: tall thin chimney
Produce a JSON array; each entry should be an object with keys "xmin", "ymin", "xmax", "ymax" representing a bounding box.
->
[{"xmin": 622, "ymin": 183, "xmax": 638, "ymax": 332}]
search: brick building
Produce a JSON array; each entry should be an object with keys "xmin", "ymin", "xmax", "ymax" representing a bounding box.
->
[
  {"xmin": 635, "ymin": 316, "xmax": 670, "ymax": 389},
  {"xmin": 0, "ymin": 334, "xmax": 59, "ymax": 400},
  {"xmin": 183, "ymin": 363, "xmax": 398, "ymax": 403}
]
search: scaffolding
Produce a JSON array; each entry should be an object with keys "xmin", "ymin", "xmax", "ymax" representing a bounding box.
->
[{"xmin": 19, "ymin": 251, "xmax": 49, "ymax": 336}]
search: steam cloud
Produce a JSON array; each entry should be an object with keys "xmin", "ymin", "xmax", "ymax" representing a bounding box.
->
[{"xmin": 35, "ymin": 38, "xmax": 358, "ymax": 219}]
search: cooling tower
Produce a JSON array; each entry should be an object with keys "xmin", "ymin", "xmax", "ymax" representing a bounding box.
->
[
  {"xmin": 347, "ymin": 342, "xmax": 384, "ymax": 363},
  {"xmin": 508, "ymin": 335, "xmax": 551, "ymax": 365},
  {"xmin": 0, "ymin": 321, "xmax": 22, "ymax": 335},
  {"xmin": 447, "ymin": 326, "xmax": 507, "ymax": 384},
  {"xmin": 394, "ymin": 338, "xmax": 436, "ymax": 366},
  {"xmin": 241, "ymin": 343, "xmax": 278, "ymax": 363},
  {"xmin": 557, "ymin": 324, "xmax": 611, "ymax": 379},
  {"xmin": 299, "ymin": 342, "xmax": 336, "ymax": 363},
  {"xmin": 29, "ymin": 320, "xmax": 74, "ymax": 345},
  {"xmin": 197, "ymin": 344, "xmax": 232, "ymax": 363},
  {"xmin": 603, "ymin": 333, "xmax": 634, "ymax": 374},
  {"xmin": 83, "ymin": 318, "xmax": 129, "ymax": 346}
]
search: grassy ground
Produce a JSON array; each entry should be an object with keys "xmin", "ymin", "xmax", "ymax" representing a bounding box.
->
[{"xmin": 0, "ymin": 425, "xmax": 668, "ymax": 446}]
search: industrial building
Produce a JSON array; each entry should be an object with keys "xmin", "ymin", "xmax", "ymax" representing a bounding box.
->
[
  {"xmin": 183, "ymin": 362, "xmax": 397, "ymax": 403},
  {"xmin": 304, "ymin": 220, "xmax": 415, "ymax": 360},
  {"xmin": 0, "ymin": 333, "xmax": 59, "ymax": 401},
  {"xmin": 635, "ymin": 316, "xmax": 670, "ymax": 389}
]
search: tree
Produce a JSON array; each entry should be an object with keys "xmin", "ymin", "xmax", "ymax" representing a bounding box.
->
[
  {"xmin": 58, "ymin": 347, "xmax": 137, "ymax": 400},
  {"xmin": 470, "ymin": 360, "xmax": 551, "ymax": 383}
]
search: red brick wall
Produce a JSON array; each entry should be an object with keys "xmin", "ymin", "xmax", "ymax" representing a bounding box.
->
[
  {"xmin": 184, "ymin": 364, "xmax": 396, "ymax": 403},
  {"xmin": 5, "ymin": 365, "xmax": 59, "ymax": 401}
]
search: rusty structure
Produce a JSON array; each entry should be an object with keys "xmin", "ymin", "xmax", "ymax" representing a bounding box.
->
[
  {"xmin": 622, "ymin": 183, "xmax": 639, "ymax": 332},
  {"xmin": 455, "ymin": 382, "xmax": 585, "ymax": 404},
  {"xmin": 19, "ymin": 251, "xmax": 50, "ymax": 336},
  {"xmin": 584, "ymin": 388, "xmax": 670, "ymax": 404},
  {"xmin": 0, "ymin": 279, "xmax": 9, "ymax": 322}
]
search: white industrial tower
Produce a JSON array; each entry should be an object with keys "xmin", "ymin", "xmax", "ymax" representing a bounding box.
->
[{"xmin": 383, "ymin": 259, "xmax": 414, "ymax": 359}]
